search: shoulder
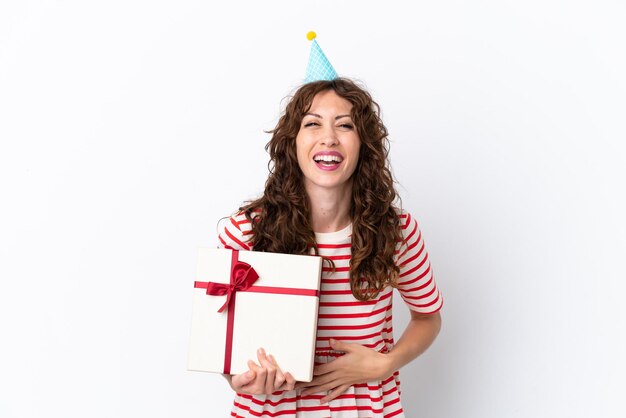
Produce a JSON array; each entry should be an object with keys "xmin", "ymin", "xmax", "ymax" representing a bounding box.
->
[
  {"xmin": 217, "ymin": 209, "xmax": 261, "ymax": 250},
  {"xmin": 395, "ymin": 208, "xmax": 420, "ymax": 242},
  {"xmin": 394, "ymin": 208, "xmax": 427, "ymax": 263}
]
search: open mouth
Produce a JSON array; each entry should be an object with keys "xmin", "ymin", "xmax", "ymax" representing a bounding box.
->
[{"xmin": 313, "ymin": 154, "xmax": 344, "ymax": 166}]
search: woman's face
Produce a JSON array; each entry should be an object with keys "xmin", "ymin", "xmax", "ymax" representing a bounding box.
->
[{"xmin": 295, "ymin": 90, "xmax": 361, "ymax": 194}]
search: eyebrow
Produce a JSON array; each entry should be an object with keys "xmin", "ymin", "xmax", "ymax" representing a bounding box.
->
[{"xmin": 304, "ymin": 113, "xmax": 352, "ymax": 120}]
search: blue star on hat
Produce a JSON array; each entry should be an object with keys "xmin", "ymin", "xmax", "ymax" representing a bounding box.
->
[{"xmin": 305, "ymin": 31, "xmax": 338, "ymax": 83}]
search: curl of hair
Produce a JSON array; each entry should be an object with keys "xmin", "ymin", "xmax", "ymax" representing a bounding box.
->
[{"xmin": 240, "ymin": 78, "xmax": 402, "ymax": 301}]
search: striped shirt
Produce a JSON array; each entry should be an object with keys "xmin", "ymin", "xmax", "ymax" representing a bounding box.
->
[{"xmin": 218, "ymin": 210, "xmax": 443, "ymax": 418}]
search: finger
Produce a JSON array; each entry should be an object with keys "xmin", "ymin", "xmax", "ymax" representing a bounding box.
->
[
  {"xmin": 257, "ymin": 347, "xmax": 273, "ymax": 371},
  {"xmin": 231, "ymin": 370, "xmax": 256, "ymax": 390},
  {"xmin": 313, "ymin": 361, "xmax": 339, "ymax": 376},
  {"xmin": 300, "ymin": 373, "xmax": 341, "ymax": 396},
  {"xmin": 296, "ymin": 378, "xmax": 318, "ymax": 395},
  {"xmin": 294, "ymin": 381, "xmax": 310, "ymax": 390},
  {"xmin": 268, "ymin": 354, "xmax": 286, "ymax": 389},
  {"xmin": 329, "ymin": 338, "xmax": 352, "ymax": 352},
  {"xmin": 257, "ymin": 348, "xmax": 277, "ymax": 394},
  {"xmin": 247, "ymin": 359, "xmax": 261, "ymax": 372},
  {"xmin": 321, "ymin": 384, "xmax": 351, "ymax": 404},
  {"xmin": 294, "ymin": 370, "xmax": 325, "ymax": 389},
  {"xmin": 300, "ymin": 383, "xmax": 329, "ymax": 396},
  {"xmin": 238, "ymin": 360, "xmax": 267, "ymax": 395},
  {"xmin": 242, "ymin": 365, "xmax": 266, "ymax": 394},
  {"xmin": 295, "ymin": 377, "xmax": 321, "ymax": 390},
  {"xmin": 282, "ymin": 371, "xmax": 296, "ymax": 391}
]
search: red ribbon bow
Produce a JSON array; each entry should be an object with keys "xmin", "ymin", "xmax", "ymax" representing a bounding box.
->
[{"xmin": 204, "ymin": 261, "xmax": 259, "ymax": 313}]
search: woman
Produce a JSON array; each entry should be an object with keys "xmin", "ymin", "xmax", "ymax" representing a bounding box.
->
[{"xmin": 218, "ymin": 78, "xmax": 442, "ymax": 417}]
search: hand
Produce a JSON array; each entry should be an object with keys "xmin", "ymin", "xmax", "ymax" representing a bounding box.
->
[
  {"xmin": 228, "ymin": 348, "xmax": 296, "ymax": 395},
  {"xmin": 295, "ymin": 339, "xmax": 392, "ymax": 403}
]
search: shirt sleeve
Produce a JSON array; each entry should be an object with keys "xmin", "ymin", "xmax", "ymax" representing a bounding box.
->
[
  {"xmin": 395, "ymin": 212, "xmax": 443, "ymax": 314},
  {"xmin": 217, "ymin": 212, "xmax": 253, "ymax": 251}
]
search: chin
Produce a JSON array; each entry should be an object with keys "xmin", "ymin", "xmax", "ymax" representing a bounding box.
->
[{"xmin": 307, "ymin": 177, "xmax": 353, "ymax": 191}]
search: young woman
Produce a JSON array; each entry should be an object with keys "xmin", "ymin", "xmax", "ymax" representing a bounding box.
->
[{"xmin": 218, "ymin": 78, "xmax": 443, "ymax": 417}]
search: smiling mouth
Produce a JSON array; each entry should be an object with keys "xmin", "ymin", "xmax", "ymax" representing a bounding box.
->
[{"xmin": 313, "ymin": 155, "xmax": 344, "ymax": 166}]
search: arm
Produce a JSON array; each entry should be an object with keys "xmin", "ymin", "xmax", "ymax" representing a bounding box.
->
[
  {"xmin": 297, "ymin": 309, "xmax": 441, "ymax": 403},
  {"xmin": 298, "ymin": 212, "xmax": 443, "ymax": 403},
  {"xmin": 386, "ymin": 310, "xmax": 442, "ymax": 373}
]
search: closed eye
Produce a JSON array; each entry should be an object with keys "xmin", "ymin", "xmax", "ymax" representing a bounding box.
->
[
  {"xmin": 339, "ymin": 123, "xmax": 354, "ymax": 129},
  {"xmin": 304, "ymin": 121, "xmax": 320, "ymax": 127}
]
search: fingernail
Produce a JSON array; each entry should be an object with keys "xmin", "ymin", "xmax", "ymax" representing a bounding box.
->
[
  {"xmin": 245, "ymin": 371, "xmax": 254, "ymax": 378},
  {"xmin": 258, "ymin": 347, "xmax": 265, "ymax": 355}
]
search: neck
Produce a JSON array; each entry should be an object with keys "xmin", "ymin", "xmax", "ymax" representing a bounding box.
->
[{"xmin": 305, "ymin": 180, "xmax": 353, "ymax": 233}]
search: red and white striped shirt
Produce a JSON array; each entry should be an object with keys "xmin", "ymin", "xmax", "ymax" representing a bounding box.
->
[{"xmin": 218, "ymin": 210, "xmax": 442, "ymax": 418}]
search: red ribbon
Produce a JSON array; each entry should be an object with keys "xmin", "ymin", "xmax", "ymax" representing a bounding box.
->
[
  {"xmin": 201, "ymin": 258, "xmax": 259, "ymax": 313},
  {"xmin": 193, "ymin": 250, "xmax": 319, "ymax": 374}
]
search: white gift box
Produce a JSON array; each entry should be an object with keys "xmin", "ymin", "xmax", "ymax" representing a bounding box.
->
[{"xmin": 188, "ymin": 248, "xmax": 322, "ymax": 382}]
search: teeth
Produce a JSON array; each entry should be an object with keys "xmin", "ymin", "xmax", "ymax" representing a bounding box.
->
[{"xmin": 314, "ymin": 155, "xmax": 343, "ymax": 163}]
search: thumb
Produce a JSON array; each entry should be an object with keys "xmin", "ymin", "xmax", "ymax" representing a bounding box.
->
[
  {"xmin": 330, "ymin": 338, "xmax": 351, "ymax": 352},
  {"xmin": 235, "ymin": 370, "xmax": 256, "ymax": 388}
]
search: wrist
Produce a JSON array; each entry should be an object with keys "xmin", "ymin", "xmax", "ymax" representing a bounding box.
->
[
  {"xmin": 383, "ymin": 347, "xmax": 408, "ymax": 376},
  {"xmin": 376, "ymin": 351, "xmax": 396, "ymax": 380}
]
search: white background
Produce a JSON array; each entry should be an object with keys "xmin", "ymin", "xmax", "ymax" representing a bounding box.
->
[{"xmin": 1, "ymin": 1, "xmax": 625, "ymax": 417}]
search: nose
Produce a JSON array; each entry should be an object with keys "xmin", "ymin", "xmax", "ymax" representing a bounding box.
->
[{"xmin": 320, "ymin": 126, "xmax": 339, "ymax": 147}]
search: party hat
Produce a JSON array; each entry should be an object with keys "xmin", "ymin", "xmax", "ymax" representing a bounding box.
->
[{"xmin": 304, "ymin": 31, "xmax": 338, "ymax": 83}]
